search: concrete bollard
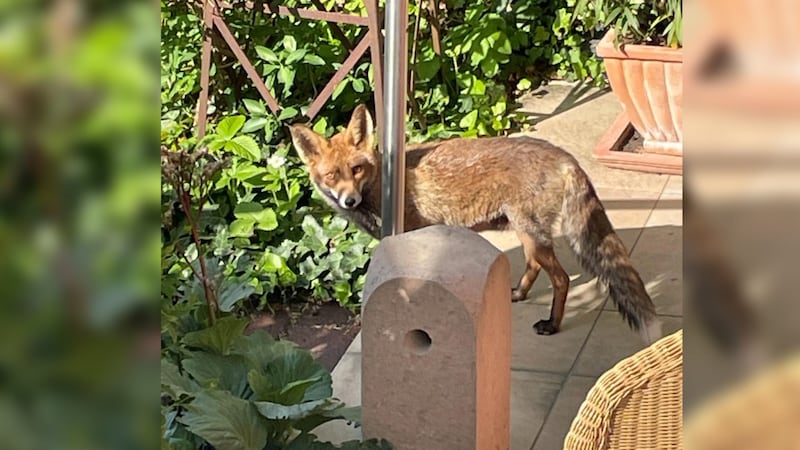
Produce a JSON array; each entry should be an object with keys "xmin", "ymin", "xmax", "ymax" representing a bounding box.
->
[{"xmin": 361, "ymin": 225, "xmax": 512, "ymax": 450}]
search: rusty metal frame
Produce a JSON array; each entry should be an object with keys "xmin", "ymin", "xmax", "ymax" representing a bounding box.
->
[{"xmin": 195, "ymin": 0, "xmax": 384, "ymax": 142}]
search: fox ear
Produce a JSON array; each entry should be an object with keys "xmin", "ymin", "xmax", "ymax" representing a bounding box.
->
[
  {"xmin": 346, "ymin": 104, "xmax": 374, "ymax": 151},
  {"xmin": 288, "ymin": 124, "xmax": 323, "ymax": 164}
]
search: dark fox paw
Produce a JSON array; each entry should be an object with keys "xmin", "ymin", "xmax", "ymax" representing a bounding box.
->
[
  {"xmin": 511, "ymin": 288, "xmax": 527, "ymax": 302},
  {"xmin": 533, "ymin": 319, "xmax": 559, "ymax": 335}
]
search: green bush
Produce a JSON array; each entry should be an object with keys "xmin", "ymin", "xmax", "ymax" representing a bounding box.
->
[
  {"xmin": 162, "ymin": 317, "xmax": 392, "ymax": 449},
  {"xmin": 572, "ymin": 0, "xmax": 682, "ymax": 48}
]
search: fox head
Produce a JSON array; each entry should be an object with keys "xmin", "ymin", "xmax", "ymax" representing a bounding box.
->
[{"xmin": 289, "ymin": 104, "xmax": 377, "ymax": 210}]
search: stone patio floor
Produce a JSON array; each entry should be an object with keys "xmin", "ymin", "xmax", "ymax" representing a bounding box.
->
[{"xmin": 316, "ymin": 81, "xmax": 683, "ymax": 449}]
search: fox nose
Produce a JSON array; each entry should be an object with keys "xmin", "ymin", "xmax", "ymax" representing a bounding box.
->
[{"xmin": 344, "ymin": 197, "xmax": 356, "ymax": 207}]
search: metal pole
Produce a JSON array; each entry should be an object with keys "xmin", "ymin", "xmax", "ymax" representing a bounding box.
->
[{"xmin": 381, "ymin": 0, "xmax": 408, "ymax": 238}]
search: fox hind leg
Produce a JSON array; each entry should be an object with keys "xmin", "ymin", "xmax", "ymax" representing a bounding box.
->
[
  {"xmin": 512, "ymin": 231, "xmax": 542, "ymax": 302},
  {"xmin": 531, "ymin": 243, "xmax": 570, "ymax": 335}
]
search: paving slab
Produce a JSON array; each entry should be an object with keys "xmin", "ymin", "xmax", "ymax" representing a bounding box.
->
[
  {"xmin": 572, "ymin": 312, "xmax": 683, "ymax": 377},
  {"xmin": 511, "ymin": 303, "xmax": 599, "ymax": 374},
  {"xmin": 515, "ymin": 81, "xmax": 669, "ymax": 194},
  {"xmin": 531, "ymin": 375, "xmax": 598, "ymax": 450},
  {"xmin": 510, "ymin": 370, "xmax": 564, "ymax": 450}
]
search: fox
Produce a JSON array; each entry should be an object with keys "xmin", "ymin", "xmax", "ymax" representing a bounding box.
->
[{"xmin": 289, "ymin": 104, "xmax": 661, "ymax": 342}]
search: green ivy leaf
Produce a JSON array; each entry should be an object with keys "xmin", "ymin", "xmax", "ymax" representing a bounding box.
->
[
  {"xmin": 234, "ymin": 202, "xmax": 278, "ymax": 231},
  {"xmin": 179, "ymin": 390, "xmax": 268, "ymax": 450},
  {"xmin": 230, "ymin": 218, "xmax": 255, "ymax": 237},
  {"xmin": 312, "ymin": 116, "xmax": 328, "ymax": 135},
  {"xmin": 216, "ymin": 116, "xmax": 245, "ymax": 140},
  {"xmin": 333, "ymin": 280, "xmax": 352, "ymax": 304},
  {"xmin": 458, "ymin": 110, "xmax": 479, "ymax": 130}
]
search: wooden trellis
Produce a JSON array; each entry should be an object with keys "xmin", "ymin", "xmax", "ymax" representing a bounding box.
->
[{"xmin": 195, "ymin": 0, "xmax": 385, "ymax": 139}]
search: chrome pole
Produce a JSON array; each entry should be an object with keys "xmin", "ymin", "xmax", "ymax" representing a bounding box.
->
[{"xmin": 381, "ymin": 0, "xmax": 407, "ymax": 237}]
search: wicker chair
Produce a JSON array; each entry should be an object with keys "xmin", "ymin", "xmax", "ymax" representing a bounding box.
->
[{"xmin": 564, "ymin": 330, "xmax": 683, "ymax": 450}]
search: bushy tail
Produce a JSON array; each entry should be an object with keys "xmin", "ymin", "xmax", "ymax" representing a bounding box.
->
[{"xmin": 560, "ymin": 165, "xmax": 661, "ymax": 343}]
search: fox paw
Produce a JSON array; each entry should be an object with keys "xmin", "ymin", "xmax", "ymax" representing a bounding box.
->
[
  {"xmin": 533, "ymin": 319, "xmax": 559, "ymax": 335},
  {"xmin": 511, "ymin": 288, "xmax": 527, "ymax": 302}
]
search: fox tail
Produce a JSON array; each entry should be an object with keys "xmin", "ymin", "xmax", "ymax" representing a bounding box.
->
[{"xmin": 560, "ymin": 164, "xmax": 661, "ymax": 344}]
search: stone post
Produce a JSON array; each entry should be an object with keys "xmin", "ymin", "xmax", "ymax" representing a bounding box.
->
[{"xmin": 361, "ymin": 225, "xmax": 512, "ymax": 450}]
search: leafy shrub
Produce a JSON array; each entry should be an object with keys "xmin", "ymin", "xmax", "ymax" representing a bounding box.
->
[
  {"xmin": 162, "ymin": 317, "xmax": 392, "ymax": 449},
  {"xmin": 160, "ymin": 0, "xmax": 609, "ymax": 314},
  {"xmin": 572, "ymin": 0, "xmax": 683, "ymax": 48}
]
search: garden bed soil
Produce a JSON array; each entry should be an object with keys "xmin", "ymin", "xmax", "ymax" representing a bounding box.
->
[{"xmin": 247, "ymin": 301, "xmax": 361, "ymax": 371}]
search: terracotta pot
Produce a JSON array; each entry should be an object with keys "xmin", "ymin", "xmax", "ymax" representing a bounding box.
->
[{"xmin": 596, "ymin": 30, "xmax": 683, "ymax": 156}]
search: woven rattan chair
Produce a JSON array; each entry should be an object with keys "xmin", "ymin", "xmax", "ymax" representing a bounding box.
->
[{"xmin": 564, "ymin": 329, "xmax": 683, "ymax": 450}]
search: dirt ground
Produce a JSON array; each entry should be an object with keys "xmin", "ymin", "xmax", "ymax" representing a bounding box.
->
[{"xmin": 247, "ymin": 301, "xmax": 361, "ymax": 371}]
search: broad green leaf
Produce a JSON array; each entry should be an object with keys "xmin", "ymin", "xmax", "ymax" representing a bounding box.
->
[
  {"xmin": 179, "ymin": 390, "xmax": 268, "ymax": 450},
  {"xmin": 458, "ymin": 110, "xmax": 479, "ymax": 129},
  {"xmin": 331, "ymin": 79, "xmax": 349, "ymax": 100},
  {"xmin": 278, "ymin": 66, "xmax": 295, "ymax": 92},
  {"xmin": 225, "ymin": 135, "xmax": 262, "ymax": 161},
  {"xmin": 277, "ymin": 107, "xmax": 299, "ymax": 121},
  {"xmin": 230, "ymin": 218, "xmax": 255, "ymax": 237},
  {"xmin": 241, "ymin": 334, "xmax": 332, "ymax": 403},
  {"xmin": 254, "ymin": 398, "xmax": 329, "ymax": 420},
  {"xmin": 161, "ymin": 359, "xmax": 197, "ymax": 398},
  {"xmin": 217, "ymin": 279, "xmax": 256, "ymax": 313},
  {"xmin": 242, "ymin": 99, "xmax": 266, "ymax": 115},
  {"xmin": 242, "ymin": 116, "xmax": 268, "ymax": 133},
  {"xmin": 182, "ymin": 316, "xmax": 249, "ymax": 355},
  {"xmin": 216, "ymin": 115, "xmax": 245, "ymax": 140},
  {"xmin": 183, "ymin": 352, "xmax": 250, "ymax": 397},
  {"xmin": 303, "ymin": 54, "xmax": 326, "ymax": 66},
  {"xmin": 231, "ymin": 330, "xmax": 281, "ymax": 369},
  {"xmin": 351, "ymin": 78, "xmax": 365, "ymax": 93},
  {"xmin": 282, "ymin": 35, "xmax": 297, "ymax": 52},
  {"xmin": 286, "ymin": 49, "xmax": 307, "ymax": 65},
  {"xmin": 255, "ymin": 45, "xmax": 279, "ymax": 64},
  {"xmin": 416, "ymin": 58, "xmax": 440, "ymax": 82}
]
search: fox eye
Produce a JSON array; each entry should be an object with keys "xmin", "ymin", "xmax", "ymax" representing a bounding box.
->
[{"xmin": 352, "ymin": 165, "xmax": 362, "ymax": 174}]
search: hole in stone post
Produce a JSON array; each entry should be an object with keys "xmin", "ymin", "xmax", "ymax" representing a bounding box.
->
[{"xmin": 404, "ymin": 329, "xmax": 432, "ymax": 354}]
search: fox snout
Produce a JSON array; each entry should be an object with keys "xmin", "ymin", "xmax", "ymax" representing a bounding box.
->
[{"xmin": 336, "ymin": 190, "xmax": 362, "ymax": 209}]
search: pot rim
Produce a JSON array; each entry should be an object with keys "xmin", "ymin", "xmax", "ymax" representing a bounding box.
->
[{"xmin": 596, "ymin": 29, "xmax": 683, "ymax": 63}]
